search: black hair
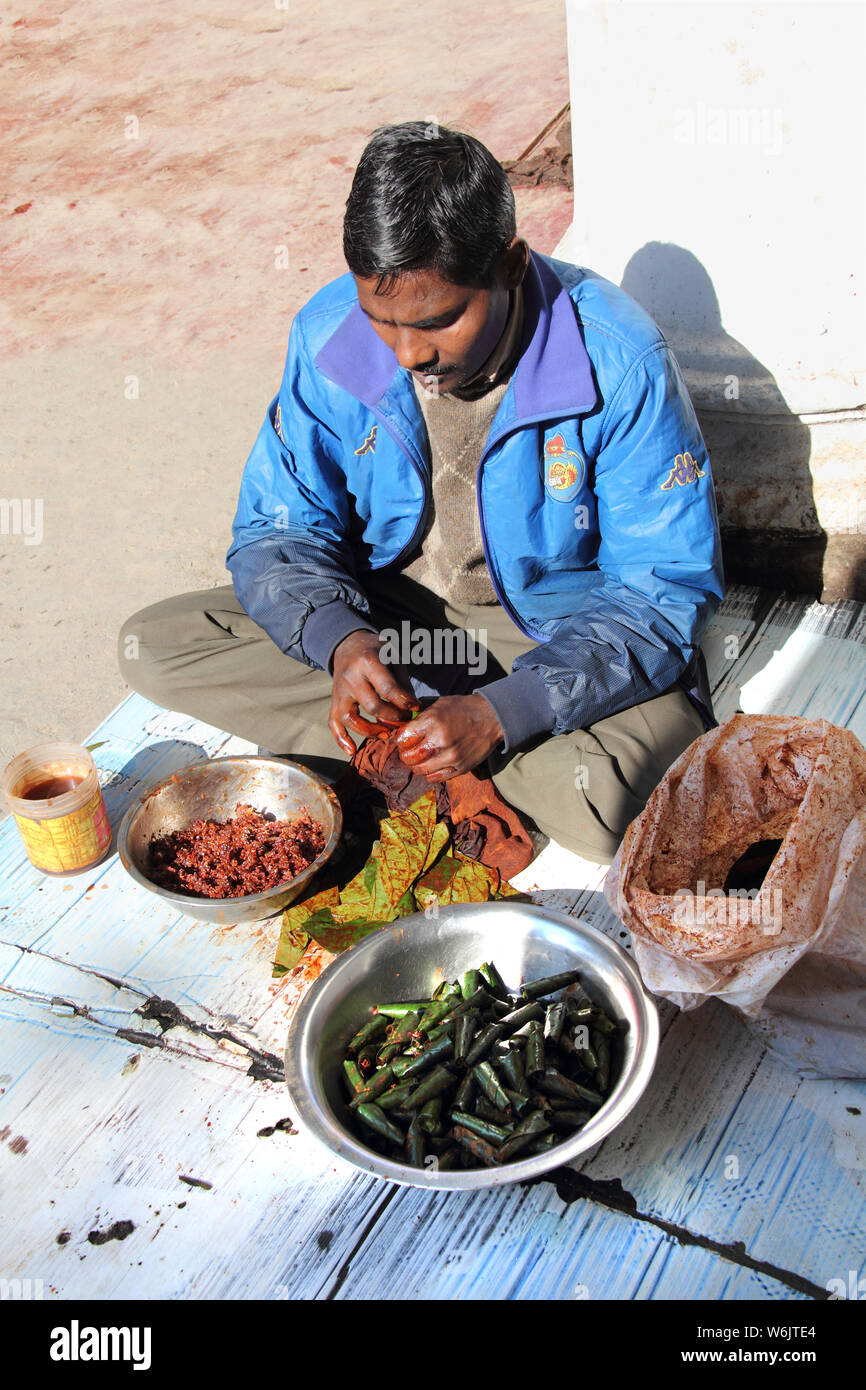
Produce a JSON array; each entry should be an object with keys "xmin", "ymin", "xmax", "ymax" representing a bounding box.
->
[{"xmin": 343, "ymin": 121, "xmax": 516, "ymax": 290}]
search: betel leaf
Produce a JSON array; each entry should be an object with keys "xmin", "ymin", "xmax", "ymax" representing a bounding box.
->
[
  {"xmin": 494, "ymin": 876, "xmax": 527, "ymax": 900},
  {"xmin": 414, "ymin": 851, "xmax": 499, "ymax": 909},
  {"xmin": 334, "ymin": 856, "xmax": 379, "ymax": 921},
  {"xmin": 420, "ymin": 819, "xmax": 450, "ymax": 876},
  {"xmin": 368, "ymin": 793, "xmax": 436, "ymax": 914},
  {"xmin": 393, "ymin": 887, "xmax": 417, "ymax": 916},
  {"xmin": 272, "ymin": 926, "xmax": 310, "ymax": 978},
  {"xmin": 301, "ymin": 908, "xmax": 389, "ymax": 956},
  {"xmin": 273, "ymin": 884, "xmax": 339, "ymax": 975}
]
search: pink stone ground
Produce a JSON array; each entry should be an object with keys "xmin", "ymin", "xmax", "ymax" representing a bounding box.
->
[{"xmin": 0, "ymin": 1, "xmax": 572, "ymax": 764}]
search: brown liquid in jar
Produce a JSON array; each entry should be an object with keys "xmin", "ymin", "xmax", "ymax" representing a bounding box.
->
[{"xmin": 20, "ymin": 775, "xmax": 85, "ymax": 801}]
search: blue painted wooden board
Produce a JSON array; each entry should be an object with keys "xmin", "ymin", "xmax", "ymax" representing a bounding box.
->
[{"xmin": 1, "ymin": 586, "xmax": 865, "ymax": 1300}]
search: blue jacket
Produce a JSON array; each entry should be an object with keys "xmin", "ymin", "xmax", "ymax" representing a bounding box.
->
[{"xmin": 228, "ymin": 251, "xmax": 724, "ymax": 751}]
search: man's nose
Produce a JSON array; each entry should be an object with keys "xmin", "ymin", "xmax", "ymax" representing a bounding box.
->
[{"xmin": 393, "ymin": 328, "xmax": 434, "ymax": 372}]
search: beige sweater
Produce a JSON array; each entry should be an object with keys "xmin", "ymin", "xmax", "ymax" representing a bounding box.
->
[{"xmin": 402, "ymin": 377, "xmax": 510, "ymax": 604}]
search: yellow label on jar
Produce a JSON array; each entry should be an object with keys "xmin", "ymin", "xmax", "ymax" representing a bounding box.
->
[{"xmin": 13, "ymin": 789, "xmax": 111, "ymax": 873}]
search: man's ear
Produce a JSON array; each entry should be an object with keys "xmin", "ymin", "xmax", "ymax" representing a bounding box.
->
[{"xmin": 499, "ymin": 238, "xmax": 530, "ymax": 290}]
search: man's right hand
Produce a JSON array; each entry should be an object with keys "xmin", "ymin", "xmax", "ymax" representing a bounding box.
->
[{"xmin": 329, "ymin": 629, "xmax": 419, "ymax": 756}]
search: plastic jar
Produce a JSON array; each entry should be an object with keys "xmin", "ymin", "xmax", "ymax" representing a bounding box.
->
[{"xmin": 2, "ymin": 742, "xmax": 112, "ymax": 876}]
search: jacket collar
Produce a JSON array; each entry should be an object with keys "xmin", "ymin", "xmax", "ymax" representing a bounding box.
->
[{"xmin": 313, "ymin": 251, "xmax": 597, "ymax": 421}]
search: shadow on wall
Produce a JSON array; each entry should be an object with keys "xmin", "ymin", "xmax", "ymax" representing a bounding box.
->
[{"xmin": 620, "ymin": 244, "xmax": 827, "ymax": 597}]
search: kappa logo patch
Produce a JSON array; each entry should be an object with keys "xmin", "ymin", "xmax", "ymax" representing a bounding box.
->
[
  {"xmin": 354, "ymin": 425, "xmax": 377, "ymax": 455},
  {"xmin": 662, "ymin": 451, "xmax": 705, "ymax": 490},
  {"xmin": 543, "ymin": 431, "xmax": 585, "ymax": 502}
]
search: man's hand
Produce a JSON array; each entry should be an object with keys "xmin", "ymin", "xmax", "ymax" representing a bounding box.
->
[
  {"xmin": 329, "ymin": 630, "xmax": 419, "ymax": 756},
  {"xmin": 393, "ymin": 694, "xmax": 503, "ymax": 782}
]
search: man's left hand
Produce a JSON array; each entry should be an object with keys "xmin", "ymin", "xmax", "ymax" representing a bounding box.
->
[{"xmin": 394, "ymin": 693, "xmax": 503, "ymax": 782}]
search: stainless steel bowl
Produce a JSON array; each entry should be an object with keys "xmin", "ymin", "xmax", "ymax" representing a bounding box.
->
[
  {"xmin": 285, "ymin": 901, "xmax": 658, "ymax": 1189},
  {"xmin": 117, "ymin": 756, "xmax": 342, "ymax": 925}
]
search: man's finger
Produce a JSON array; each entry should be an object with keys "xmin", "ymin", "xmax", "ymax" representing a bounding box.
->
[
  {"xmin": 366, "ymin": 656, "xmax": 419, "ymax": 711},
  {"xmin": 328, "ymin": 705, "xmax": 358, "ymax": 757},
  {"xmin": 345, "ymin": 709, "xmax": 402, "ymax": 737},
  {"xmin": 397, "ymin": 737, "xmax": 440, "ymax": 766},
  {"xmin": 343, "ymin": 667, "xmax": 414, "ymax": 722},
  {"xmin": 394, "ymin": 714, "xmax": 433, "ymax": 749},
  {"xmin": 405, "ymin": 745, "xmax": 460, "ymax": 777}
]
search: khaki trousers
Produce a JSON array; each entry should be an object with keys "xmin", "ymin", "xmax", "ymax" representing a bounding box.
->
[{"xmin": 117, "ymin": 571, "xmax": 707, "ymax": 863}]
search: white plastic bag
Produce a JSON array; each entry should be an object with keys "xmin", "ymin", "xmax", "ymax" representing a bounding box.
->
[{"xmin": 604, "ymin": 715, "xmax": 866, "ymax": 1077}]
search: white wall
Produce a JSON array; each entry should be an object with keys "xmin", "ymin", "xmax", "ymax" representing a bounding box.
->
[{"xmin": 557, "ymin": 0, "xmax": 863, "ymax": 412}]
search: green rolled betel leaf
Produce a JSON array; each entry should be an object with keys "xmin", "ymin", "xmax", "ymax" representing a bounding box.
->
[
  {"xmin": 454, "ymin": 1070, "xmax": 475, "ymax": 1111},
  {"xmin": 519, "ymin": 969, "xmax": 583, "ymax": 1000},
  {"xmin": 474, "ymin": 1095, "xmax": 514, "ymax": 1127},
  {"xmin": 502, "ymin": 1087, "xmax": 533, "ymax": 1118},
  {"xmin": 460, "ymin": 968, "xmax": 483, "ymax": 1000},
  {"xmin": 343, "ymin": 1059, "xmax": 364, "ymax": 1098},
  {"xmin": 479, "ymin": 960, "xmax": 511, "ymax": 1002},
  {"xmin": 392, "ymin": 1033, "xmax": 454, "ymax": 1081},
  {"xmin": 527, "ymin": 1089, "xmax": 554, "ymax": 1115},
  {"xmin": 406, "ymin": 1121, "xmax": 426, "ymax": 1168},
  {"xmin": 564, "ymin": 996, "xmax": 594, "ymax": 1022},
  {"xmin": 525, "ymin": 1132, "xmax": 559, "ymax": 1154},
  {"xmin": 536, "ymin": 1067, "xmax": 603, "ymax": 1109},
  {"xmin": 549, "ymin": 1108, "xmax": 596, "ymax": 1132},
  {"xmin": 377, "ymin": 1041, "xmax": 403, "ymax": 1065},
  {"xmin": 348, "ymin": 1064, "xmax": 395, "ymax": 1109},
  {"xmin": 431, "ymin": 979, "xmax": 454, "ymax": 1001},
  {"xmin": 498, "ymin": 1048, "xmax": 529, "ymax": 1097},
  {"xmin": 376, "ymin": 1001, "xmax": 431, "ymax": 1019},
  {"xmin": 450, "ymin": 1110, "xmax": 511, "ymax": 1145},
  {"xmin": 454, "ymin": 1010, "xmax": 480, "ymax": 1065},
  {"xmin": 496, "ymin": 1110, "xmax": 550, "ymax": 1162},
  {"xmin": 499, "ymin": 1000, "xmax": 545, "ymax": 1036},
  {"xmin": 464, "ymin": 1022, "xmax": 505, "ymax": 1069},
  {"xmin": 356, "ymin": 1103, "xmax": 404, "ymax": 1146},
  {"xmin": 391, "ymin": 1046, "xmax": 425, "ymax": 1077},
  {"xmin": 525, "ymin": 1019, "xmax": 545, "ymax": 1076},
  {"xmin": 425, "ymin": 1019, "xmax": 456, "ymax": 1043},
  {"xmin": 415, "ymin": 1096, "xmax": 443, "ymax": 1136},
  {"xmin": 356, "ymin": 1044, "xmax": 379, "ymax": 1076},
  {"xmin": 432, "ymin": 986, "xmax": 490, "ymax": 1031},
  {"xmin": 348, "ymin": 1013, "xmax": 390, "ymax": 1054},
  {"xmin": 595, "ymin": 1036, "xmax": 611, "ymax": 1093},
  {"xmin": 575, "ymin": 1045, "xmax": 599, "ymax": 1073},
  {"xmin": 404, "ymin": 1064, "xmax": 456, "ymax": 1109},
  {"xmin": 435, "ymin": 1147, "xmax": 459, "ymax": 1171},
  {"xmin": 451, "ymin": 1124, "xmax": 501, "ymax": 1167},
  {"xmin": 386, "ymin": 1011, "xmax": 423, "ymax": 1046},
  {"xmin": 570, "ymin": 1079, "xmax": 605, "ymax": 1108},
  {"xmin": 543, "ymin": 1093, "xmax": 585, "ymax": 1111},
  {"xmin": 418, "ymin": 991, "xmax": 461, "ymax": 1033},
  {"xmin": 472, "ymin": 1061, "xmax": 511, "ymax": 1112},
  {"xmin": 588, "ymin": 1010, "xmax": 616, "ymax": 1037},
  {"xmin": 544, "ymin": 1001, "xmax": 567, "ymax": 1044},
  {"xmin": 377, "ymin": 1080, "xmax": 416, "ymax": 1112}
]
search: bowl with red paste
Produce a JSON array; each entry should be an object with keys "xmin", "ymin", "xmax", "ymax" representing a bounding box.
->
[{"xmin": 117, "ymin": 756, "xmax": 342, "ymax": 924}]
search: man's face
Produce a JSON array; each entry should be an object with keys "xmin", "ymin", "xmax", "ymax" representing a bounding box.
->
[{"xmin": 353, "ymin": 240, "xmax": 528, "ymax": 394}]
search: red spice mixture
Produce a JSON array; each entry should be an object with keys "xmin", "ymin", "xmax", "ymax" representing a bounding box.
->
[{"xmin": 149, "ymin": 803, "xmax": 326, "ymax": 898}]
